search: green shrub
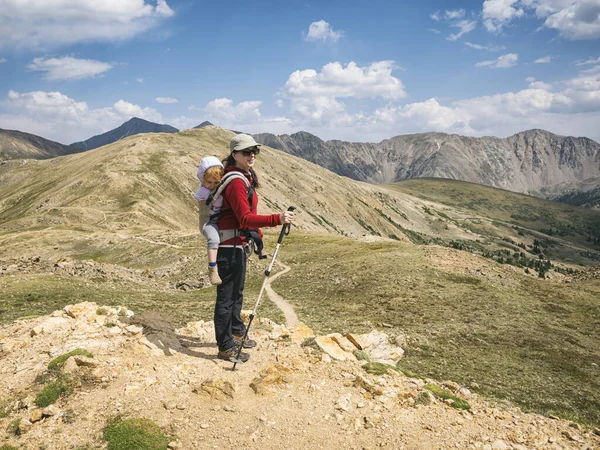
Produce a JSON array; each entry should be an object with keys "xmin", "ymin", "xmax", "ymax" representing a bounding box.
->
[
  {"xmin": 96, "ymin": 308, "xmax": 108, "ymax": 315},
  {"xmin": 0, "ymin": 445, "xmax": 20, "ymax": 450},
  {"xmin": 424, "ymin": 383, "xmax": 471, "ymax": 411},
  {"xmin": 363, "ymin": 361, "xmax": 399, "ymax": 375},
  {"xmin": 35, "ymin": 375, "xmax": 75, "ymax": 407},
  {"xmin": 353, "ymin": 350, "xmax": 370, "ymax": 361},
  {"xmin": 48, "ymin": 349, "xmax": 93, "ymax": 371},
  {"xmin": 103, "ymin": 417, "xmax": 171, "ymax": 450},
  {"xmin": 7, "ymin": 418, "xmax": 21, "ymax": 436}
]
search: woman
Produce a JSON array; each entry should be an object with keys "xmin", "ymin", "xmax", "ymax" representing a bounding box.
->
[{"xmin": 215, "ymin": 134, "xmax": 294, "ymax": 362}]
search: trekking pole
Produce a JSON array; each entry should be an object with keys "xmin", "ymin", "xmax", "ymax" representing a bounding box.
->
[{"xmin": 232, "ymin": 206, "xmax": 296, "ymax": 370}]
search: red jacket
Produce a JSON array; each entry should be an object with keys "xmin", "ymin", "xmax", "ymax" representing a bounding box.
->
[{"xmin": 217, "ymin": 166, "xmax": 281, "ymax": 246}]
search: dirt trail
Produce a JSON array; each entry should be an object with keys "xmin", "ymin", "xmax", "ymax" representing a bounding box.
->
[{"xmin": 264, "ymin": 262, "xmax": 299, "ymax": 328}]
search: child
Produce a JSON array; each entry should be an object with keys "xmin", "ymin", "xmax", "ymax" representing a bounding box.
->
[{"xmin": 194, "ymin": 156, "xmax": 225, "ymax": 285}]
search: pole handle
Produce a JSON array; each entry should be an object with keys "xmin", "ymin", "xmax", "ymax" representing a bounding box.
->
[{"xmin": 278, "ymin": 206, "xmax": 296, "ymax": 244}]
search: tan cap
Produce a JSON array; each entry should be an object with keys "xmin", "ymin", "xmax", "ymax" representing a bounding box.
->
[{"xmin": 230, "ymin": 134, "xmax": 261, "ymax": 153}]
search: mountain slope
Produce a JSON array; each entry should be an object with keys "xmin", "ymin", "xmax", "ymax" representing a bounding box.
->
[
  {"xmin": 1, "ymin": 126, "xmax": 599, "ymax": 268},
  {"xmin": 0, "ymin": 128, "xmax": 77, "ymax": 160},
  {"xmin": 70, "ymin": 117, "xmax": 179, "ymax": 151},
  {"xmin": 254, "ymin": 129, "xmax": 600, "ymax": 198}
]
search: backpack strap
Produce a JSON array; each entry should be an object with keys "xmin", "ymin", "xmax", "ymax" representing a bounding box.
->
[{"xmin": 205, "ymin": 171, "xmax": 250, "ymax": 207}]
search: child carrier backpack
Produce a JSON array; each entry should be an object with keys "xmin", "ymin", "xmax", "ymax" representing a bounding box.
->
[{"xmin": 205, "ymin": 171, "xmax": 266, "ymax": 259}]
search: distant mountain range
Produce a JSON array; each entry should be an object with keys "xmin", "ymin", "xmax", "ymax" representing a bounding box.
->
[
  {"xmin": 0, "ymin": 128, "xmax": 77, "ymax": 160},
  {"xmin": 2, "ymin": 118, "xmax": 599, "ymax": 208},
  {"xmin": 254, "ymin": 129, "xmax": 600, "ymax": 208},
  {"xmin": 70, "ymin": 117, "xmax": 179, "ymax": 151}
]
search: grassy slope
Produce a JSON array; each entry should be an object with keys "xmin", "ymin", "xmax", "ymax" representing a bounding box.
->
[
  {"xmin": 274, "ymin": 234, "xmax": 600, "ymax": 426},
  {"xmin": 386, "ymin": 178, "xmax": 600, "ymax": 265}
]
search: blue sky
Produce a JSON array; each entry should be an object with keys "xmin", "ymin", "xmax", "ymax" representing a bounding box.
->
[{"xmin": 1, "ymin": 0, "xmax": 599, "ymax": 144}]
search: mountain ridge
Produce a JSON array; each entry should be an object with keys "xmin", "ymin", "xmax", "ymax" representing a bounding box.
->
[
  {"xmin": 254, "ymin": 128, "xmax": 600, "ymax": 204},
  {"xmin": 70, "ymin": 117, "xmax": 179, "ymax": 151},
  {"xmin": 0, "ymin": 128, "xmax": 78, "ymax": 161}
]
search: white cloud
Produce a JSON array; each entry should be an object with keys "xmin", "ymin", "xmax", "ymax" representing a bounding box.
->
[
  {"xmin": 534, "ymin": 55, "xmax": 554, "ymax": 63},
  {"xmin": 528, "ymin": 0, "xmax": 600, "ymax": 39},
  {"xmin": 0, "ymin": 58, "xmax": 7, "ymax": 63},
  {"xmin": 136, "ymin": 78, "xmax": 145, "ymax": 83},
  {"xmin": 279, "ymin": 60, "xmax": 406, "ymax": 126},
  {"xmin": 0, "ymin": 90, "xmax": 163, "ymax": 143},
  {"xmin": 427, "ymin": 28, "xmax": 442, "ymax": 34},
  {"xmin": 483, "ymin": 0, "xmax": 524, "ymax": 32},
  {"xmin": 465, "ymin": 42, "xmax": 506, "ymax": 51},
  {"xmin": 0, "ymin": 0, "xmax": 174, "ymax": 50},
  {"xmin": 445, "ymin": 9, "xmax": 466, "ymax": 19},
  {"xmin": 483, "ymin": 0, "xmax": 600, "ymax": 40},
  {"xmin": 27, "ymin": 56, "xmax": 113, "ymax": 81},
  {"xmin": 527, "ymin": 77, "xmax": 553, "ymax": 90},
  {"xmin": 447, "ymin": 20, "xmax": 477, "ymax": 41},
  {"xmin": 281, "ymin": 61, "xmax": 406, "ymax": 101},
  {"xmin": 431, "ymin": 11, "xmax": 441, "ymax": 21},
  {"xmin": 476, "ymin": 53, "xmax": 519, "ymax": 68},
  {"xmin": 198, "ymin": 98, "xmax": 293, "ymax": 135},
  {"xmin": 304, "ymin": 20, "xmax": 343, "ymax": 42},
  {"xmin": 156, "ymin": 97, "xmax": 178, "ymax": 104},
  {"xmin": 576, "ymin": 56, "xmax": 600, "ymax": 66}
]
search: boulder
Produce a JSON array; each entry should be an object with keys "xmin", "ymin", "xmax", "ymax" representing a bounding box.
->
[
  {"xmin": 250, "ymin": 364, "xmax": 293, "ymax": 395},
  {"xmin": 30, "ymin": 317, "xmax": 70, "ymax": 337},
  {"xmin": 62, "ymin": 357, "xmax": 80, "ymax": 374},
  {"xmin": 329, "ymin": 333, "xmax": 358, "ymax": 352},
  {"xmin": 289, "ymin": 322, "xmax": 315, "ymax": 344},
  {"xmin": 315, "ymin": 335, "xmax": 356, "ymax": 361},
  {"xmin": 30, "ymin": 409, "xmax": 44, "ymax": 423},
  {"xmin": 64, "ymin": 302, "xmax": 98, "ymax": 319},
  {"xmin": 193, "ymin": 379, "xmax": 237, "ymax": 399}
]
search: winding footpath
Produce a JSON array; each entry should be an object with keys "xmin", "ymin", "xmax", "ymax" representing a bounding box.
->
[{"xmin": 264, "ymin": 262, "xmax": 299, "ymax": 328}]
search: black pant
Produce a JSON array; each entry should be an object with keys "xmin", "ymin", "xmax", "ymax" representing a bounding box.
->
[{"xmin": 214, "ymin": 247, "xmax": 247, "ymax": 351}]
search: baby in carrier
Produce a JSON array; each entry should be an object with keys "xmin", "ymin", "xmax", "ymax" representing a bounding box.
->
[{"xmin": 194, "ymin": 156, "xmax": 224, "ymax": 285}]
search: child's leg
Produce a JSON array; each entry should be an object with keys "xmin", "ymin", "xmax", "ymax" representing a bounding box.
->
[
  {"xmin": 207, "ymin": 247, "xmax": 218, "ymax": 264},
  {"xmin": 202, "ymin": 222, "xmax": 222, "ymax": 285}
]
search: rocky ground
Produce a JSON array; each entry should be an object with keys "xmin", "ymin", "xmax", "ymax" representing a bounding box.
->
[{"xmin": 1, "ymin": 302, "xmax": 599, "ymax": 450}]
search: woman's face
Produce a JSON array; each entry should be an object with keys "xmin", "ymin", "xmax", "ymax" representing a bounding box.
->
[{"xmin": 233, "ymin": 147, "xmax": 259, "ymax": 171}]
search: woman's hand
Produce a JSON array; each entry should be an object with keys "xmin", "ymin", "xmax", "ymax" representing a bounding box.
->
[{"xmin": 280, "ymin": 210, "xmax": 295, "ymax": 224}]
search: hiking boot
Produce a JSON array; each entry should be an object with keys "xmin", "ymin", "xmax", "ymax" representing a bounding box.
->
[
  {"xmin": 233, "ymin": 334, "xmax": 257, "ymax": 348},
  {"xmin": 217, "ymin": 346, "xmax": 250, "ymax": 363},
  {"xmin": 208, "ymin": 266, "xmax": 222, "ymax": 285}
]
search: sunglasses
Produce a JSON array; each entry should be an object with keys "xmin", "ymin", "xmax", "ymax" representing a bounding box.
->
[{"xmin": 236, "ymin": 146, "xmax": 260, "ymax": 157}]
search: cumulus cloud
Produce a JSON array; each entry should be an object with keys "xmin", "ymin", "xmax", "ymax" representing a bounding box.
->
[
  {"xmin": 447, "ymin": 20, "xmax": 477, "ymax": 40},
  {"xmin": 427, "ymin": 28, "xmax": 442, "ymax": 34},
  {"xmin": 483, "ymin": 0, "xmax": 524, "ymax": 32},
  {"xmin": 0, "ymin": 58, "xmax": 7, "ymax": 63},
  {"xmin": 431, "ymin": 11, "xmax": 441, "ymax": 21},
  {"xmin": 0, "ymin": 0, "xmax": 174, "ymax": 50},
  {"xmin": 476, "ymin": 53, "xmax": 519, "ymax": 68},
  {"xmin": 534, "ymin": 55, "xmax": 554, "ymax": 63},
  {"xmin": 136, "ymin": 78, "xmax": 145, "ymax": 83},
  {"xmin": 281, "ymin": 61, "xmax": 406, "ymax": 101},
  {"xmin": 156, "ymin": 97, "xmax": 178, "ymax": 104},
  {"xmin": 0, "ymin": 90, "xmax": 163, "ymax": 143},
  {"xmin": 530, "ymin": 0, "xmax": 600, "ymax": 39},
  {"xmin": 304, "ymin": 20, "xmax": 343, "ymax": 42},
  {"xmin": 465, "ymin": 42, "xmax": 506, "ymax": 51},
  {"xmin": 27, "ymin": 56, "xmax": 113, "ymax": 81},
  {"xmin": 483, "ymin": 0, "xmax": 600, "ymax": 39},
  {"xmin": 279, "ymin": 60, "xmax": 406, "ymax": 126}
]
